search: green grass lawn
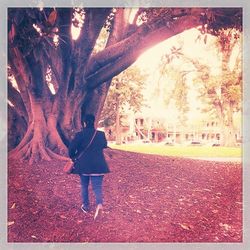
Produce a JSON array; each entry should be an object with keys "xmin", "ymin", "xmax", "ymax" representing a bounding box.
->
[{"xmin": 110, "ymin": 143, "xmax": 241, "ymax": 158}]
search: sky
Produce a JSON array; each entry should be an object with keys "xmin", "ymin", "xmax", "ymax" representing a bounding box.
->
[{"xmin": 132, "ymin": 28, "xmax": 225, "ymax": 124}]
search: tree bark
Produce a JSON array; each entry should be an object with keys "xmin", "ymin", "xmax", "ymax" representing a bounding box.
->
[
  {"xmin": 8, "ymin": 105, "xmax": 27, "ymax": 151},
  {"xmin": 223, "ymin": 102, "xmax": 237, "ymax": 147},
  {"xmin": 9, "ymin": 91, "xmax": 69, "ymax": 163}
]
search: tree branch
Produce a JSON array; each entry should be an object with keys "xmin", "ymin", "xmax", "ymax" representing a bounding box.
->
[
  {"xmin": 72, "ymin": 8, "xmax": 112, "ymax": 85},
  {"xmin": 56, "ymin": 8, "xmax": 73, "ymax": 85},
  {"xmin": 86, "ymin": 14, "xmax": 201, "ymax": 89},
  {"xmin": 86, "ymin": 21, "xmax": 149, "ymax": 77}
]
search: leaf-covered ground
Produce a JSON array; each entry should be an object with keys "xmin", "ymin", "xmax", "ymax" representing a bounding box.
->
[{"xmin": 8, "ymin": 150, "xmax": 242, "ymax": 242}]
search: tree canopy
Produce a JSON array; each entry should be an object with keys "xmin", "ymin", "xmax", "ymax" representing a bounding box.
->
[{"xmin": 8, "ymin": 7, "xmax": 242, "ymax": 163}]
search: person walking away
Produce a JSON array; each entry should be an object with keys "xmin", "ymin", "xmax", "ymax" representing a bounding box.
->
[{"xmin": 68, "ymin": 114, "xmax": 110, "ymax": 219}]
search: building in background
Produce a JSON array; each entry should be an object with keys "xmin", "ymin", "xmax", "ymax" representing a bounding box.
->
[{"xmin": 103, "ymin": 112, "xmax": 242, "ymax": 146}]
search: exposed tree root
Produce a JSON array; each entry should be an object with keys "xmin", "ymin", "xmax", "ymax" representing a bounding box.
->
[
  {"xmin": 47, "ymin": 116, "xmax": 68, "ymax": 155},
  {"xmin": 9, "ymin": 139, "xmax": 69, "ymax": 165},
  {"xmin": 9, "ymin": 122, "xmax": 69, "ymax": 164},
  {"xmin": 10, "ymin": 123, "xmax": 34, "ymax": 155},
  {"xmin": 48, "ymin": 132, "xmax": 68, "ymax": 155},
  {"xmin": 46, "ymin": 148, "xmax": 69, "ymax": 161}
]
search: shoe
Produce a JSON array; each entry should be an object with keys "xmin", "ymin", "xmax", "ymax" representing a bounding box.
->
[
  {"xmin": 81, "ymin": 204, "xmax": 89, "ymax": 213},
  {"xmin": 94, "ymin": 204, "xmax": 103, "ymax": 220}
]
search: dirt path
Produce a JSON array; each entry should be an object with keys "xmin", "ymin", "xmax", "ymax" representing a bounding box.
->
[{"xmin": 8, "ymin": 150, "xmax": 242, "ymax": 242}]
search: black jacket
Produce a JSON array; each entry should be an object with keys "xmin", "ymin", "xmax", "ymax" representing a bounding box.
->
[{"xmin": 68, "ymin": 128, "xmax": 110, "ymax": 174}]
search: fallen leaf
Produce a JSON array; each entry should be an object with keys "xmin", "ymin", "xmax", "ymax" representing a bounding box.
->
[
  {"xmin": 203, "ymin": 188, "xmax": 211, "ymax": 192},
  {"xmin": 219, "ymin": 223, "xmax": 231, "ymax": 231},
  {"xmin": 202, "ymin": 216, "xmax": 209, "ymax": 221},
  {"xmin": 179, "ymin": 223, "xmax": 193, "ymax": 230},
  {"xmin": 60, "ymin": 215, "xmax": 67, "ymax": 219},
  {"xmin": 11, "ymin": 203, "xmax": 16, "ymax": 209},
  {"xmin": 8, "ymin": 221, "xmax": 15, "ymax": 226},
  {"xmin": 31, "ymin": 235, "xmax": 38, "ymax": 239},
  {"xmin": 214, "ymin": 236, "xmax": 220, "ymax": 241}
]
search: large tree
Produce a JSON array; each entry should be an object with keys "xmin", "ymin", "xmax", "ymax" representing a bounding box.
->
[
  {"xmin": 8, "ymin": 7, "xmax": 242, "ymax": 163},
  {"xmin": 192, "ymin": 29, "xmax": 242, "ymax": 146}
]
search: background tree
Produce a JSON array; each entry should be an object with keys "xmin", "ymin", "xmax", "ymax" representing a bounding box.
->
[
  {"xmin": 157, "ymin": 47, "xmax": 190, "ymax": 126},
  {"xmin": 100, "ymin": 66, "xmax": 147, "ymax": 144},
  {"xmin": 192, "ymin": 29, "xmax": 242, "ymax": 146},
  {"xmin": 156, "ymin": 27, "xmax": 242, "ymax": 147},
  {"xmin": 8, "ymin": 7, "xmax": 242, "ymax": 163}
]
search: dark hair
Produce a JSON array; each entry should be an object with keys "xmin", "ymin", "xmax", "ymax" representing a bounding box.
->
[{"xmin": 83, "ymin": 114, "xmax": 95, "ymax": 128}]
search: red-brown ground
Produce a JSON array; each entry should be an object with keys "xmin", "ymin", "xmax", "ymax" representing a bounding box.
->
[{"xmin": 8, "ymin": 150, "xmax": 242, "ymax": 242}]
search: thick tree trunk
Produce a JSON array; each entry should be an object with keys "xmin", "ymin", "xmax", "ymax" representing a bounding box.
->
[
  {"xmin": 223, "ymin": 102, "xmax": 237, "ymax": 147},
  {"xmin": 9, "ymin": 93, "xmax": 69, "ymax": 164},
  {"xmin": 60, "ymin": 100, "xmax": 76, "ymax": 140},
  {"xmin": 215, "ymin": 102, "xmax": 236, "ymax": 147},
  {"xmin": 215, "ymin": 104, "xmax": 226, "ymax": 146},
  {"xmin": 83, "ymin": 82, "xmax": 111, "ymax": 125},
  {"xmin": 219, "ymin": 120, "xmax": 226, "ymax": 146},
  {"xmin": 219, "ymin": 48, "xmax": 237, "ymax": 147},
  {"xmin": 61, "ymin": 93, "xmax": 87, "ymax": 140},
  {"xmin": 8, "ymin": 105, "xmax": 27, "ymax": 151},
  {"xmin": 47, "ymin": 114, "xmax": 68, "ymax": 154},
  {"xmin": 223, "ymin": 126, "xmax": 236, "ymax": 147}
]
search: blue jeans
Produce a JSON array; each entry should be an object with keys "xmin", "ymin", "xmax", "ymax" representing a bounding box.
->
[{"xmin": 80, "ymin": 175, "xmax": 104, "ymax": 208}]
